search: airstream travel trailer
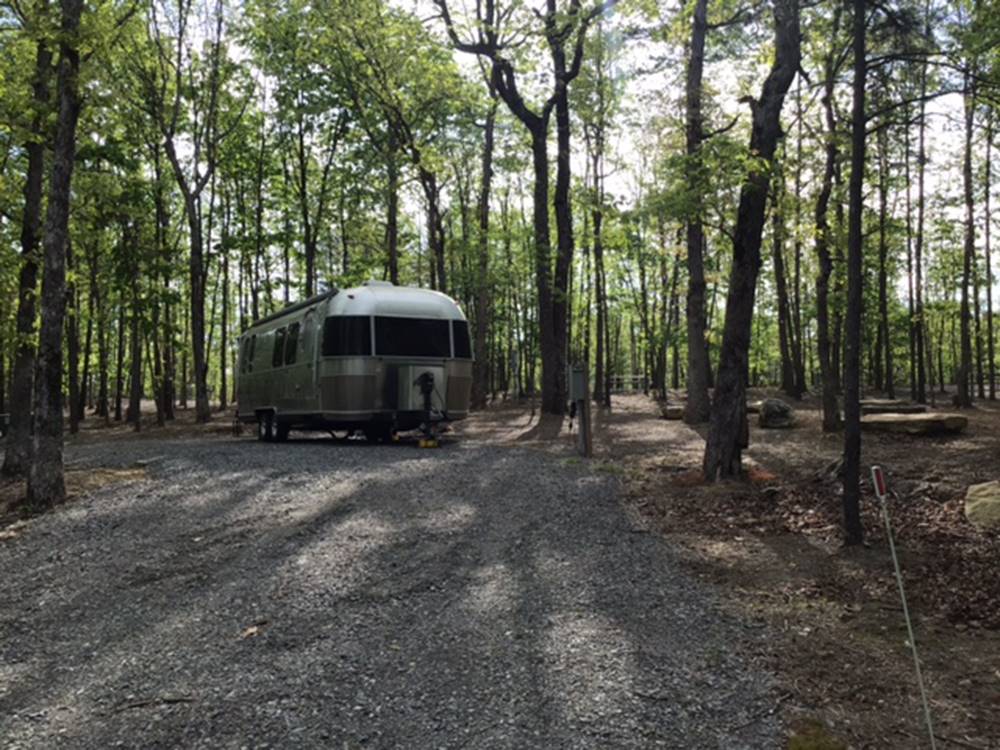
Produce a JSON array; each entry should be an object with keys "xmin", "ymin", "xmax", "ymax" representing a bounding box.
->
[{"xmin": 236, "ymin": 281, "xmax": 473, "ymax": 442}]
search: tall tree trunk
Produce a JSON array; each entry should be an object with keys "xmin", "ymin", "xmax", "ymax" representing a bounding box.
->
[
  {"xmin": 527, "ymin": 126, "xmax": 560, "ymax": 414},
  {"xmin": 986, "ymin": 111, "xmax": 996, "ymax": 400},
  {"xmin": 386, "ymin": 141, "xmax": 400, "ymax": 285},
  {"xmin": 220, "ymin": 252, "xmax": 229, "ymax": 412},
  {"xmin": 772, "ymin": 175, "xmax": 797, "ymax": 397},
  {"xmin": 683, "ymin": 0, "xmax": 712, "ymax": 423},
  {"xmin": 588, "ymin": 120, "xmax": 610, "ymax": 408},
  {"xmin": 905, "ymin": 104, "xmax": 918, "ymax": 399},
  {"xmin": 703, "ymin": 0, "xmax": 800, "ymax": 479},
  {"xmin": 791, "ymin": 76, "xmax": 806, "ymax": 395},
  {"xmin": 841, "ymin": 0, "xmax": 867, "ymax": 546},
  {"xmin": 877, "ymin": 125, "xmax": 895, "ymax": 398},
  {"xmin": 297, "ymin": 115, "xmax": 317, "ymax": 299},
  {"xmin": 2, "ymin": 36, "xmax": 51, "ymax": 478},
  {"xmin": 420, "ymin": 168, "xmax": 448, "ymax": 294},
  {"xmin": 550, "ymin": 83, "xmax": 575, "ymax": 417},
  {"xmin": 186, "ymin": 196, "xmax": 211, "ymax": 422},
  {"xmin": 66, "ymin": 240, "xmax": 81, "ymax": 434},
  {"xmin": 956, "ymin": 69, "xmax": 976, "ymax": 407},
  {"xmin": 79, "ymin": 282, "xmax": 93, "ymax": 421},
  {"xmin": 471, "ymin": 100, "xmax": 497, "ymax": 409},
  {"xmin": 128, "ymin": 266, "xmax": 142, "ymax": 431},
  {"xmin": 914, "ymin": 8, "xmax": 930, "ymax": 403},
  {"xmin": 114, "ymin": 301, "xmax": 126, "ymax": 421},
  {"xmin": 152, "ymin": 288, "xmax": 165, "ymax": 427},
  {"xmin": 814, "ymin": 1, "xmax": 844, "ymax": 431},
  {"xmin": 26, "ymin": 0, "xmax": 84, "ymax": 508}
]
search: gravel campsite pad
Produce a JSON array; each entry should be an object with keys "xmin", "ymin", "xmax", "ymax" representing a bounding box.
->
[{"xmin": 1, "ymin": 434, "xmax": 781, "ymax": 748}]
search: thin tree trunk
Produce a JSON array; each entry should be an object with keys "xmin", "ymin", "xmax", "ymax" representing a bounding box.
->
[
  {"xmin": 683, "ymin": 0, "xmax": 712, "ymax": 423},
  {"xmin": 472, "ymin": 100, "xmax": 497, "ymax": 409},
  {"xmin": 816, "ymin": 106, "xmax": 839, "ymax": 437},
  {"xmin": 128, "ymin": 266, "xmax": 143, "ymax": 431},
  {"xmin": 79, "ymin": 282, "xmax": 93, "ymax": 421},
  {"xmin": 905, "ymin": 104, "xmax": 917, "ymax": 399},
  {"xmin": 66, "ymin": 240, "xmax": 81, "ymax": 434},
  {"xmin": 386, "ymin": 141, "xmax": 400, "ymax": 285},
  {"xmin": 841, "ymin": 0, "xmax": 867, "ymax": 546},
  {"xmin": 914, "ymin": 7, "xmax": 930, "ymax": 403},
  {"xmin": 792, "ymin": 76, "xmax": 806, "ymax": 395},
  {"xmin": 772, "ymin": 175, "xmax": 797, "ymax": 397},
  {"xmin": 877, "ymin": 125, "xmax": 895, "ymax": 398},
  {"xmin": 956, "ymin": 69, "xmax": 976, "ymax": 407},
  {"xmin": 986, "ymin": 110, "xmax": 996, "ymax": 399}
]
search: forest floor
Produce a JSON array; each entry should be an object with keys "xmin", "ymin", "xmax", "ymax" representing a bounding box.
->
[
  {"xmin": 1, "ymin": 393, "xmax": 998, "ymax": 748},
  {"xmin": 464, "ymin": 390, "xmax": 1000, "ymax": 749},
  {"xmin": 0, "ymin": 407, "xmax": 781, "ymax": 749}
]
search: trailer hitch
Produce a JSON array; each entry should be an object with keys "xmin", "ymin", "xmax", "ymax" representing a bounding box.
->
[{"xmin": 414, "ymin": 372, "xmax": 439, "ymax": 448}]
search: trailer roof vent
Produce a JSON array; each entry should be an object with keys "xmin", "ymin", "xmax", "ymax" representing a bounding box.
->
[{"xmin": 362, "ymin": 280, "xmax": 394, "ymax": 288}]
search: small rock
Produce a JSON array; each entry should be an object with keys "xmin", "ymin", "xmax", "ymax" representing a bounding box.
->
[
  {"xmin": 758, "ymin": 399, "xmax": 795, "ymax": 429},
  {"xmin": 659, "ymin": 404, "xmax": 684, "ymax": 420},
  {"xmin": 965, "ymin": 480, "xmax": 1000, "ymax": 530}
]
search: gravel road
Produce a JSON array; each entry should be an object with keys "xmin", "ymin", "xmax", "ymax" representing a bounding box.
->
[{"xmin": 0, "ymin": 432, "xmax": 781, "ymax": 748}]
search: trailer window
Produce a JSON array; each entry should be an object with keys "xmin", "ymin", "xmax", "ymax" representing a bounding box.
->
[
  {"xmin": 272, "ymin": 327, "xmax": 287, "ymax": 367},
  {"xmin": 375, "ymin": 316, "xmax": 450, "ymax": 358},
  {"xmin": 322, "ymin": 315, "xmax": 372, "ymax": 356},
  {"xmin": 452, "ymin": 320, "xmax": 472, "ymax": 359},
  {"xmin": 285, "ymin": 322, "xmax": 300, "ymax": 365}
]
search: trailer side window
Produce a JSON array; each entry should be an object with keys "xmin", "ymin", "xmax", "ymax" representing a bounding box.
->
[
  {"xmin": 375, "ymin": 317, "xmax": 450, "ymax": 358},
  {"xmin": 452, "ymin": 320, "xmax": 472, "ymax": 359},
  {"xmin": 323, "ymin": 315, "xmax": 371, "ymax": 356},
  {"xmin": 272, "ymin": 327, "xmax": 287, "ymax": 368},
  {"xmin": 285, "ymin": 322, "xmax": 300, "ymax": 365}
]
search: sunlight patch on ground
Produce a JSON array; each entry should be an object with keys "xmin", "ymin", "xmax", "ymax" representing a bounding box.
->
[
  {"xmin": 542, "ymin": 611, "xmax": 635, "ymax": 724},
  {"xmin": 462, "ymin": 562, "xmax": 519, "ymax": 616}
]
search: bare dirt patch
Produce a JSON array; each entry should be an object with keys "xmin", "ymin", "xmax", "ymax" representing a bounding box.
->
[{"xmin": 0, "ymin": 467, "xmax": 148, "ymax": 529}]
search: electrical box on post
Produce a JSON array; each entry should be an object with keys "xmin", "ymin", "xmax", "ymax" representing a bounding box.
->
[
  {"xmin": 569, "ymin": 366, "xmax": 588, "ymax": 403},
  {"xmin": 568, "ymin": 365, "xmax": 592, "ymax": 458}
]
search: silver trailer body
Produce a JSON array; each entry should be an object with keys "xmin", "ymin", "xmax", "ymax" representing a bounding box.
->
[{"xmin": 236, "ymin": 281, "xmax": 473, "ymax": 441}]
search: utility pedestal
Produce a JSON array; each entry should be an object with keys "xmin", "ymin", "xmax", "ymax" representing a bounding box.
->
[{"xmin": 569, "ymin": 365, "xmax": 593, "ymax": 458}]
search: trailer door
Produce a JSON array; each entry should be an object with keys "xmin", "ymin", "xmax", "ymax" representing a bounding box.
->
[{"xmin": 300, "ymin": 309, "xmax": 320, "ymax": 409}]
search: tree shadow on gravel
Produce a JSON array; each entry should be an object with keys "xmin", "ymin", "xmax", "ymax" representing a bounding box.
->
[{"xmin": 0, "ymin": 436, "xmax": 781, "ymax": 749}]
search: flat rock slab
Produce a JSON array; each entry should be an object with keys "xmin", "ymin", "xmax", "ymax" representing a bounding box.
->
[
  {"xmin": 861, "ymin": 403, "xmax": 929, "ymax": 415},
  {"xmin": 861, "ymin": 412, "xmax": 968, "ymax": 435}
]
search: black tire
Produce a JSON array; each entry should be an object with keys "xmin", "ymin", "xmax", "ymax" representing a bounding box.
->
[
  {"xmin": 275, "ymin": 423, "xmax": 290, "ymax": 442},
  {"xmin": 364, "ymin": 424, "xmax": 392, "ymax": 444},
  {"xmin": 257, "ymin": 413, "xmax": 274, "ymax": 442}
]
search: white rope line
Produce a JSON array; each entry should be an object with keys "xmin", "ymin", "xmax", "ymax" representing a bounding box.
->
[{"xmin": 871, "ymin": 466, "xmax": 937, "ymax": 750}]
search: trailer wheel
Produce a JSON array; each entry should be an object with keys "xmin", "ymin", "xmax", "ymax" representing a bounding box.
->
[
  {"xmin": 275, "ymin": 423, "xmax": 290, "ymax": 442},
  {"xmin": 364, "ymin": 424, "xmax": 392, "ymax": 444},
  {"xmin": 257, "ymin": 412, "xmax": 274, "ymax": 442}
]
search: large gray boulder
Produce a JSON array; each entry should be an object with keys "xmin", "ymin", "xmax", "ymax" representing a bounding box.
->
[
  {"xmin": 758, "ymin": 398, "xmax": 795, "ymax": 428},
  {"xmin": 965, "ymin": 481, "xmax": 1000, "ymax": 531}
]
